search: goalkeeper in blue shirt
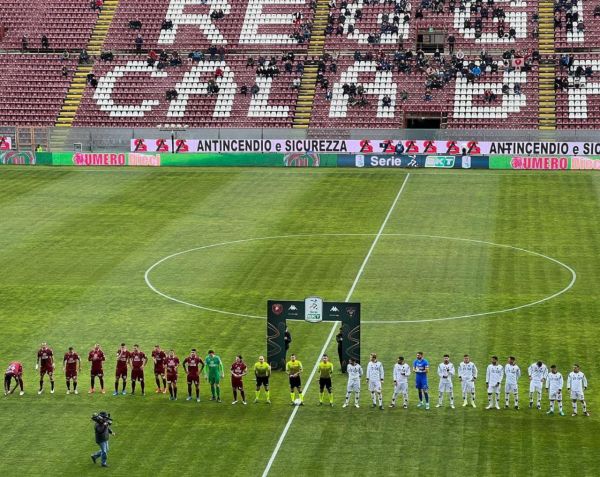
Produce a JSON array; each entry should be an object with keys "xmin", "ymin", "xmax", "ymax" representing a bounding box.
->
[{"xmin": 413, "ymin": 352, "xmax": 430, "ymax": 410}]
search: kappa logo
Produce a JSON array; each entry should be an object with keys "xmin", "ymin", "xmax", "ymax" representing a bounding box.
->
[
  {"xmin": 272, "ymin": 303, "xmax": 283, "ymax": 315},
  {"xmin": 288, "ymin": 305, "xmax": 298, "ymax": 311},
  {"xmin": 330, "ymin": 306, "xmax": 339, "ymax": 312}
]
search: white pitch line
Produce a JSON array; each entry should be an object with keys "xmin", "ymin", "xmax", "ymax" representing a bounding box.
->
[{"xmin": 260, "ymin": 173, "xmax": 411, "ymax": 477}]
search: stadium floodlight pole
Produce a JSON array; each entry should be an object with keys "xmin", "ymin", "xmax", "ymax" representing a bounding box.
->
[{"xmin": 261, "ymin": 173, "xmax": 411, "ymax": 477}]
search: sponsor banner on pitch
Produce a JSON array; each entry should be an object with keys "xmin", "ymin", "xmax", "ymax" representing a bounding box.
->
[
  {"xmin": 0, "ymin": 151, "xmax": 37, "ymax": 165},
  {"xmin": 490, "ymin": 155, "xmax": 600, "ymax": 170},
  {"xmin": 338, "ymin": 154, "xmax": 489, "ymax": 169},
  {"xmin": 44, "ymin": 152, "xmax": 337, "ymax": 167}
]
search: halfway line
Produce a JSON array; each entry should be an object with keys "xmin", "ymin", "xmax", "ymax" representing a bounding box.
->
[{"xmin": 260, "ymin": 173, "xmax": 411, "ymax": 477}]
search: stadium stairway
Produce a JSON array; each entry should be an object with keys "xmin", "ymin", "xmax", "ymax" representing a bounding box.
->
[
  {"xmin": 54, "ymin": 0, "xmax": 119, "ymax": 134},
  {"xmin": 537, "ymin": 0, "xmax": 557, "ymax": 130},
  {"xmin": 292, "ymin": 0, "xmax": 329, "ymax": 128}
]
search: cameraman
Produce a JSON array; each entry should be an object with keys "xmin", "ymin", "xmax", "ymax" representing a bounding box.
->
[{"xmin": 91, "ymin": 412, "xmax": 115, "ymax": 467}]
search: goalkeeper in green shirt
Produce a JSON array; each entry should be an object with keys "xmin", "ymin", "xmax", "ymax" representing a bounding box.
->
[
  {"xmin": 318, "ymin": 354, "xmax": 334, "ymax": 406},
  {"xmin": 204, "ymin": 350, "xmax": 224, "ymax": 402}
]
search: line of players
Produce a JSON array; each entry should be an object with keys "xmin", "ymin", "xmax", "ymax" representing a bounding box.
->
[
  {"xmin": 342, "ymin": 353, "xmax": 590, "ymax": 417},
  {"xmin": 3, "ymin": 343, "xmax": 271, "ymax": 404},
  {"xmin": 3, "ymin": 344, "xmax": 591, "ymax": 417}
]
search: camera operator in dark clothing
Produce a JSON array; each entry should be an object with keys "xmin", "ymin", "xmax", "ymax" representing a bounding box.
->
[{"xmin": 91, "ymin": 412, "xmax": 115, "ymax": 467}]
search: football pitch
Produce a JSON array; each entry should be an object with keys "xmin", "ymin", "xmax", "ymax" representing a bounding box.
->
[{"xmin": 0, "ymin": 167, "xmax": 598, "ymax": 476}]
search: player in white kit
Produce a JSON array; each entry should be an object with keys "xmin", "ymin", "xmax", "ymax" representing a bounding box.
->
[
  {"xmin": 436, "ymin": 354, "xmax": 455, "ymax": 409},
  {"xmin": 343, "ymin": 357, "xmax": 363, "ymax": 408},
  {"xmin": 567, "ymin": 364, "xmax": 589, "ymax": 417},
  {"xmin": 485, "ymin": 356, "xmax": 503, "ymax": 410},
  {"xmin": 366, "ymin": 353, "xmax": 384, "ymax": 410},
  {"xmin": 504, "ymin": 356, "xmax": 521, "ymax": 410},
  {"xmin": 390, "ymin": 356, "xmax": 411, "ymax": 409},
  {"xmin": 458, "ymin": 354, "xmax": 478, "ymax": 408},
  {"xmin": 545, "ymin": 364, "xmax": 564, "ymax": 416},
  {"xmin": 528, "ymin": 360, "xmax": 548, "ymax": 410}
]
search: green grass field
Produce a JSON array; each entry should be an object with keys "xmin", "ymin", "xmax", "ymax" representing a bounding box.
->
[{"xmin": 0, "ymin": 167, "xmax": 599, "ymax": 477}]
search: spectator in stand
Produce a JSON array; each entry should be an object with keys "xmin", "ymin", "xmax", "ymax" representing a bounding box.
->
[
  {"xmin": 61, "ymin": 65, "xmax": 69, "ymax": 77},
  {"xmin": 41, "ymin": 34, "xmax": 49, "ymax": 50},
  {"xmin": 595, "ymin": 5, "xmax": 600, "ymax": 16},
  {"xmin": 382, "ymin": 95, "xmax": 392, "ymax": 107},
  {"xmin": 21, "ymin": 35, "xmax": 28, "ymax": 51},
  {"xmin": 400, "ymin": 89, "xmax": 409, "ymax": 101},
  {"xmin": 240, "ymin": 84, "xmax": 248, "ymax": 95},
  {"xmin": 246, "ymin": 57, "xmax": 255, "ymax": 68},
  {"xmin": 61, "ymin": 51, "xmax": 70, "ymax": 61},
  {"xmin": 251, "ymin": 83, "xmax": 260, "ymax": 96},
  {"xmin": 296, "ymin": 61, "xmax": 304, "ymax": 73},
  {"xmin": 424, "ymin": 88, "xmax": 433, "ymax": 101},
  {"xmin": 292, "ymin": 78, "xmax": 301, "ymax": 90},
  {"xmin": 161, "ymin": 19, "xmax": 173, "ymax": 30},
  {"xmin": 217, "ymin": 46, "xmax": 225, "ymax": 61},
  {"xmin": 79, "ymin": 50, "xmax": 90, "ymax": 64},
  {"xmin": 129, "ymin": 20, "xmax": 142, "ymax": 30},
  {"xmin": 514, "ymin": 83, "xmax": 522, "ymax": 95},
  {"xmin": 191, "ymin": 50, "xmax": 203, "ymax": 62},
  {"xmin": 208, "ymin": 45, "xmax": 217, "ymax": 60},
  {"xmin": 86, "ymin": 72, "xmax": 96, "ymax": 85},
  {"xmin": 215, "ymin": 67, "xmax": 224, "ymax": 78},
  {"xmin": 93, "ymin": 0, "xmax": 103, "ymax": 12},
  {"xmin": 170, "ymin": 52, "xmax": 182, "ymax": 67},
  {"xmin": 447, "ymin": 34, "xmax": 455, "ymax": 54},
  {"xmin": 135, "ymin": 33, "xmax": 143, "ymax": 53},
  {"xmin": 325, "ymin": 89, "xmax": 332, "ymax": 101},
  {"xmin": 509, "ymin": 27, "xmax": 516, "ymax": 39}
]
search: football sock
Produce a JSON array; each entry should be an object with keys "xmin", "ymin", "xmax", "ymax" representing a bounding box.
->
[
  {"xmin": 371, "ymin": 392, "xmax": 376, "ymax": 404},
  {"xmin": 495, "ymin": 392, "xmax": 500, "ymax": 405},
  {"xmin": 265, "ymin": 390, "xmax": 270, "ymax": 400},
  {"xmin": 438, "ymin": 392, "xmax": 443, "ymax": 405},
  {"xmin": 66, "ymin": 381, "xmax": 70, "ymax": 391},
  {"xmin": 471, "ymin": 392, "xmax": 476, "ymax": 403},
  {"xmin": 140, "ymin": 381, "xmax": 144, "ymax": 393},
  {"xmin": 99, "ymin": 377, "xmax": 104, "ymax": 389},
  {"xmin": 73, "ymin": 381, "xmax": 77, "ymax": 391},
  {"xmin": 233, "ymin": 389, "xmax": 237, "ymax": 400},
  {"xmin": 550, "ymin": 400, "xmax": 555, "ymax": 412},
  {"xmin": 345, "ymin": 391, "xmax": 351, "ymax": 404},
  {"xmin": 290, "ymin": 392, "xmax": 295, "ymax": 402},
  {"xmin": 319, "ymin": 392, "xmax": 324, "ymax": 403},
  {"xmin": 132, "ymin": 381, "xmax": 136, "ymax": 393},
  {"xmin": 114, "ymin": 381, "xmax": 118, "ymax": 393},
  {"xmin": 403, "ymin": 394, "xmax": 408, "ymax": 406},
  {"xmin": 450, "ymin": 393, "xmax": 454, "ymax": 405},
  {"xmin": 391, "ymin": 391, "xmax": 398, "ymax": 404},
  {"xmin": 162, "ymin": 378, "xmax": 166, "ymax": 389},
  {"xmin": 174, "ymin": 385, "xmax": 177, "ymax": 398},
  {"xmin": 196, "ymin": 386, "xmax": 199, "ymax": 399},
  {"xmin": 39, "ymin": 380, "xmax": 43, "ymax": 391},
  {"xmin": 155, "ymin": 377, "xmax": 161, "ymax": 389},
  {"xmin": 505, "ymin": 393, "xmax": 509, "ymax": 406},
  {"xmin": 488, "ymin": 394, "xmax": 492, "ymax": 406},
  {"xmin": 515, "ymin": 396, "xmax": 519, "ymax": 407},
  {"xmin": 91, "ymin": 377, "xmax": 95, "ymax": 389},
  {"xmin": 299, "ymin": 392, "xmax": 304, "ymax": 402},
  {"xmin": 558, "ymin": 401, "xmax": 563, "ymax": 412},
  {"xmin": 255, "ymin": 390, "xmax": 260, "ymax": 400},
  {"xmin": 188, "ymin": 384, "xmax": 192, "ymax": 397},
  {"xmin": 424, "ymin": 392, "xmax": 429, "ymax": 403},
  {"xmin": 418, "ymin": 389, "xmax": 423, "ymax": 402},
  {"xmin": 582, "ymin": 401, "xmax": 587, "ymax": 412},
  {"xmin": 50, "ymin": 380, "xmax": 54, "ymax": 391},
  {"xmin": 329, "ymin": 393, "xmax": 333, "ymax": 404},
  {"xmin": 210, "ymin": 384, "xmax": 215, "ymax": 397},
  {"xmin": 216, "ymin": 387, "xmax": 220, "ymax": 399},
  {"xmin": 122, "ymin": 381, "xmax": 126, "ymax": 392},
  {"xmin": 529, "ymin": 393, "xmax": 533, "ymax": 404},
  {"xmin": 241, "ymin": 390, "xmax": 245, "ymax": 401},
  {"xmin": 355, "ymin": 392, "xmax": 360, "ymax": 404},
  {"xmin": 537, "ymin": 395, "xmax": 541, "ymax": 407},
  {"xmin": 168, "ymin": 384, "xmax": 173, "ymax": 398},
  {"xmin": 377, "ymin": 394, "xmax": 382, "ymax": 406},
  {"xmin": 573, "ymin": 402, "xmax": 577, "ymax": 412}
]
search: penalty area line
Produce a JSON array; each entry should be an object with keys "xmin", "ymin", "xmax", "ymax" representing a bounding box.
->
[{"xmin": 260, "ymin": 173, "xmax": 411, "ymax": 477}]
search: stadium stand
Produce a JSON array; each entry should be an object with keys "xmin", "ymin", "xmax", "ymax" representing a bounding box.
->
[{"xmin": 2, "ymin": 0, "xmax": 600, "ymax": 136}]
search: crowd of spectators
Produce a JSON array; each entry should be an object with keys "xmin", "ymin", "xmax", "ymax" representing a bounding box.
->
[
  {"xmin": 554, "ymin": 0, "xmax": 585, "ymax": 34},
  {"xmin": 556, "ymin": 53, "xmax": 595, "ymax": 91}
]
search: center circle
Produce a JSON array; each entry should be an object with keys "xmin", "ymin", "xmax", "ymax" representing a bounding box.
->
[{"xmin": 144, "ymin": 234, "xmax": 576, "ymax": 324}]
